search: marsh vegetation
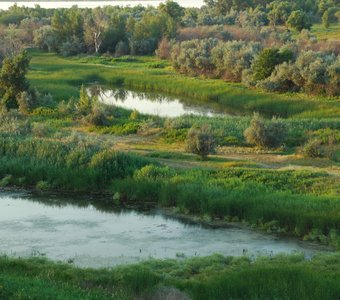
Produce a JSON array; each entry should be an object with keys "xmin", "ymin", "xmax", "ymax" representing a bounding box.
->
[{"xmin": 0, "ymin": 0, "xmax": 339, "ymax": 299}]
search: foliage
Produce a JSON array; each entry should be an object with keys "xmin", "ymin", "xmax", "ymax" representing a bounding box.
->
[
  {"xmin": 186, "ymin": 124, "xmax": 215, "ymax": 159},
  {"xmin": 0, "ymin": 133, "xmax": 150, "ymax": 190},
  {"xmin": 0, "ymin": 51, "xmax": 30, "ymax": 109},
  {"xmin": 244, "ymin": 113, "xmax": 286, "ymax": 148},
  {"xmin": 27, "ymin": 50, "xmax": 340, "ymax": 118},
  {"xmin": 251, "ymin": 48, "xmax": 294, "ymax": 81},
  {"xmin": 301, "ymin": 139, "xmax": 324, "ymax": 158},
  {"xmin": 287, "ymin": 10, "xmax": 311, "ymax": 31},
  {"xmin": 0, "ymin": 253, "xmax": 339, "ymax": 300},
  {"xmin": 76, "ymin": 85, "xmax": 96, "ymax": 115}
]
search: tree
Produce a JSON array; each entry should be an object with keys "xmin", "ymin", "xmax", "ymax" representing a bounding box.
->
[
  {"xmin": 287, "ymin": 10, "xmax": 311, "ymax": 31},
  {"xmin": 0, "ymin": 51, "xmax": 30, "ymax": 109},
  {"xmin": 267, "ymin": 1, "xmax": 292, "ymax": 28},
  {"xmin": 252, "ymin": 48, "xmax": 293, "ymax": 81},
  {"xmin": 159, "ymin": 0, "xmax": 185, "ymax": 23},
  {"xmin": 186, "ymin": 124, "xmax": 215, "ymax": 159},
  {"xmin": 0, "ymin": 24, "xmax": 24, "ymax": 59},
  {"xmin": 322, "ymin": 9, "xmax": 330, "ymax": 29},
  {"xmin": 84, "ymin": 9, "xmax": 108, "ymax": 53}
]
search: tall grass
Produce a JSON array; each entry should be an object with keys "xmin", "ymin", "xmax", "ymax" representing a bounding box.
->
[
  {"xmin": 0, "ymin": 253, "xmax": 339, "ymax": 299},
  {"xmin": 0, "ymin": 134, "xmax": 150, "ymax": 191}
]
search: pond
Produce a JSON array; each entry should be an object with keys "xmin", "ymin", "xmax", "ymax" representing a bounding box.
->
[
  {"xmin": 0, "ymin": 192, "xmax": 328, "ymax": 268},
  {"xmin": 0, "ymin": 1, "xmax": 205, "ymax": 10},
  {"xmin": 88, "ymin": 86, "xmax": 224, "ymax": 118}
]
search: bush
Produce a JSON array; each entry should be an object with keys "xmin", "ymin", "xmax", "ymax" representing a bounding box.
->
[
  {"xmin": 84, "ymin": 103, "xmax": 109, "ymax": 126},
  {"xmin": 244, "ymin": 113, "xmax": 286, "ymax": 149},
  {"xmin": 155, "ymin": 37, "xmax": 172, "ymax": 59},
  {"xmin": 186, "ymin": 124, "xmax": 215, "ymax": 159},
  {"xmin": 301, "ymin": 139, "xmax": 324, "ymax": 158},
  {"xmin": 17, "ymin": 91, "xmax": 34, "ymax": 114}
]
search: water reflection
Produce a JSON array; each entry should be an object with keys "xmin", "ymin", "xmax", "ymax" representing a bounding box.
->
[
  {"xmin": 90, "ymin": 86, "xmax": 224, "ymax": 117},
  {"xmin": 0, "ymin": 192, "xmax": 328, "ymax": 269}
]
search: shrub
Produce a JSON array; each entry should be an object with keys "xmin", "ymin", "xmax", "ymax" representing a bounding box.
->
[
  {"xmin": 129, "ymin": 109, "xmax": 139, "ymax": 120},
  {"xmin": 133, "ymin": 165, "xmax": 173, "ymax": 181},
  {"xmin": 0, "ymin": 111, "xmax": 31, "ymax": 135},
  {"xmin": 186, "ymin": 124, "xmax": 215, "ymax": 159},
  {"xmin": 32, "ymin": 122, "xmax": 52, "ymax": 137},
  {"xmin": 244, "ymin": 113, "xmax": 286, "ymax": 149},
  {"xmin": 76, "ymin": 85, "xmax": 96, "ymax": 116},
  {"xmin": 84, "ymin": 103, "xmax": 109, "ymax": 126},
  {"xmin": 17, "ymin": 91, "xmax": 34, "ymax": 114},
  {"xmin": 155, "ymin": 37, "xmax": 172, "ymax": 59},
  {"xmin": 212, "ymin": 40, "xmax": 261, "ymax": 81},
  {"xmin": 301, "ymin": 139, "xmax": 324, "ymax": 158}
]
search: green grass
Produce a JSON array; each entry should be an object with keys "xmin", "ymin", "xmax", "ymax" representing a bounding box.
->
[
  {"xmin": 27, "ymin": 49, "xmax": 340, "ymax": 119},
  {"xmin": 0, "ymin": 253, "xmax": 339, "ymax": 300},
  {"xmin": 311, "ymin": 23, "xmax": 340, "ymax": 41}
]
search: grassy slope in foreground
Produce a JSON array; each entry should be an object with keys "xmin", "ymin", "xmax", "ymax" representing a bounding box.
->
[
  {"xmin": 0, "ymin": 253, "xmax": 339, "ymax": 300},
  {"xmin": 27, "ymin": 49, "xmax": 340, "ymax": 118}
]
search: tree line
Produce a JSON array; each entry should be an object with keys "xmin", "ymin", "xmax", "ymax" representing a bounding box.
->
[{"xmin": 0, "ymin": 0, "xmax": 339, "ymax": 58}]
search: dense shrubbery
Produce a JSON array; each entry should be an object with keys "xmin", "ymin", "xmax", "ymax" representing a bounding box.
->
[{"xmin": 170, "ymin": 38, "xmax": 340, "ymax": 96}]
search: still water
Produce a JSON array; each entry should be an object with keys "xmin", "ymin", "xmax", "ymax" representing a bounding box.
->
[
  {"xmin": 0, "ymin": 192, "xmax": 326, "ymax": 268},
  {"xmin": 0, "ymin": 1, "xmax": 205, "ymax": 10},
  {"xmin": 89, "ymin": 86, "xmax": 223, "ymax": 117}
]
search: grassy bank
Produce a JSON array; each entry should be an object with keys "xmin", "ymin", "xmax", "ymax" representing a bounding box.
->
[
  {"xmin": 113, "ymin": 165, "xmax": 340, "ymax": 247},
  {"xmin": 27, "ymin": 49, "xmax": 340, "ymax": 119},
  {"xmin": 0, "ymin": 253, "xmax": 339, "ymax": 300}
]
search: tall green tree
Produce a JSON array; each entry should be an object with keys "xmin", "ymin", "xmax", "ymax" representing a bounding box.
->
[
  {"xmin": 287, "ymin": 10, "xmax": 311, "ymax": 31},
  {"xmin": 252, "ymin": 48, "xmax": 293, "ymax": 81},
  {"xmin": 0, "ymin": 51, "xmax": 30, "ymax": 109}
]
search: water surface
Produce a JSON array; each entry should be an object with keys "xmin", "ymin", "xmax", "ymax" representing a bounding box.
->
[
  {"xmin": 0, "ymin": 192, "xmax": 327, "ymax": 268},
  {"xmin": 90, "ymin": 86, "xmax": 223, "ymax": 117}
]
